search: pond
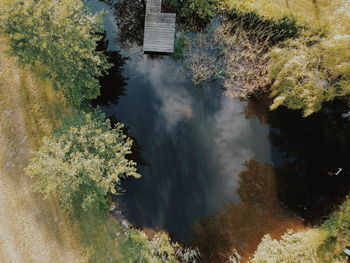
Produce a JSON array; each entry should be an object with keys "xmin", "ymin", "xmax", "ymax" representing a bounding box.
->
[{"xmin": 88, "ymin": 0, "xmax": 350, "ymax": 260}]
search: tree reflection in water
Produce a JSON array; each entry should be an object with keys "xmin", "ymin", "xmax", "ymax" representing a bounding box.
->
[
  {"xmin": 91, "ymin": 32, "xmax": 128, "ymax": 107},
  {"xmin": 244, "ymin": 96, "xmax": 350, "ymax": 223},
  {"xmin": 102, "ymin": 0, "xmax": 146, "ymax": 48},
  {"xmin": 191, "ymin": 97, "xmax": 350, "ymax": 262},
  {"xmin": 190, "ymin": 160, "xmax": 304, "ymax": 263}
]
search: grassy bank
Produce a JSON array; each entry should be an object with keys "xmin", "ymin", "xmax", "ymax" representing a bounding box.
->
[
  {"xmin": 0, "ymin": 1, "xmax": 201, "ymax": 262},
  {"xmin": 0, "ymin": 37, "xmax": 87, "ymax": 262}
]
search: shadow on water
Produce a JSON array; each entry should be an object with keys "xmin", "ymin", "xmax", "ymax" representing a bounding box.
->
[
  {"xmin": 190, "ymin": 96, "xmax": 350, "ymax": 262},
  {"xmin": 245, "ymin": 96, "xmax": 350, "ymax": 223},
  {"xmin": 100, "ymin": 0, "xmax": 146, "ymax": 48},
  {"xmin": 88, "ymin": 0, "xmax": 350, "ymax": 261},
  {"xmin": 190, "ymin": 159, "xmax": 305, "ymax": 263},
  {"xmin": 91, "ymin": 32, "xmax": 128, "ymax": 107}
]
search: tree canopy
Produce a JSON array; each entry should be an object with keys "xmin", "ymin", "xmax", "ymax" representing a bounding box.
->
[
  {"xmin": 223, "ymin": 0, "xmax": 350, "ymax": 116},
  {"xmin": 25, "ymin": 112, "xmax": 140, "ymax": 212},
  {"xmin": 0, "ymin": 0, "xmax": 110, "ymax": 107}
]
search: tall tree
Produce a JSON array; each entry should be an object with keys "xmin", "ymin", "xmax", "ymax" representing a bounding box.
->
[
  {"xmin": 25, "ymin": 111, "xmax": 140, "ymax": 212},
  {"xmin": 0, "ymin": 0, "xmax": 110, "ymax": 106}
]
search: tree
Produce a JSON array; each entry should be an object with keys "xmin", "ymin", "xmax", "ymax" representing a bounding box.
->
[
  {"xmin": 120, "ymin": 229, "xmax": 200, "ymax": 263},
  {"xmin": 250, "ymin": 230, "xmax": 327, "ymax": 263},
  {"xmin": 0, "ymin": 0, "xmax": 110, "ymax": 107},
  {"xmin": 163, "ymin": 0, "xmax": 219, "ymax": 30},
  {"xmin": 25, "ymin": 111, "xmax": 140, "ymax": 212}
]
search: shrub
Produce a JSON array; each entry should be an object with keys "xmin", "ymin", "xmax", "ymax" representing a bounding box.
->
[
  {"xmin": 25, "ymin": 111, "xmax": 140, "ymax": 212},
  {"xmin": 250, "ymin": 230, "xmax": 327, "ymax": 263},
  {"xmin": 0, "ymin": 0, "xmax": 110, "ymax": 107},
  {"xmin": 120, "ymin": 230, "xmax": 200, "ymax": 263},
  {"xmin": 120, "ymin": 230, "xmax": 179, "ymax": 263},
  {"xmin": 269, "ymin": 31, "xmax": 350, "ymax": 116},
  {"xmin": 163, "ymin": 0, "xmax": 220, "ymax": 30},
  {"xmin": 224, "ymin": 0, "xmax": 350, "ymax": 116},
  {"xmin": 225, "ymin": 8, "xmax": 299, "ymax": 45},
  {"xmin": 185, "ymin": 22, "xmax": 271, "ymax": 98}
]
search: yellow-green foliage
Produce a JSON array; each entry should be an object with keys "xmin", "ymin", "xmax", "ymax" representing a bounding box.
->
[
  {"xmin": 318, "ymin": 197, "xmax": 350, "ymax": 262},
  {"xmin": 164, "ymin": 0, "xmax": 221, "ymax": 30},
  {"xmin": 25, "ymin": 112, "xmax": 140, "ymax": 212},
  {"xmin": 223, "ymin": 0, "xmax": 350, "ymax": 116},
  {"xmin": 251, "ymin": 197, "xmax": 350, "ymax": 263},
  {"xmin": 221, "ymin": 0, "xmax": 330, "ymax": 27},
  {"xmin": 250, "ymin": 229, "xmax": 328, "ymax": 263},
  {"xmin": 268, "ymin": 3, "xmax": 350, "ymax": 116},
  {"xmin": 120, "ymin": 230, "xmax": 180, "ymax": 263},
  {"xmin": 120, "ymin": 229, "xmax": 201, "ymax": 263},
  {"xmin": 0, "ymin": 35, "xmax": 71, "ymax": 147},
  {"xmin": 0, "ymin": 0, "xmax": 110, "ymax": 107}
]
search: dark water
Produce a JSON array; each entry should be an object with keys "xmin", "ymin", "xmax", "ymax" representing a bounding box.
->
[{"xmin": 87, "ymin": 0, "xmax": 350, "ymax": 250}]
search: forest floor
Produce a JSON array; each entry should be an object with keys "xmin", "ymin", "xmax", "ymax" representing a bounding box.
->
[{"xmin": 0, "ymin": 38, "xmax": 88, "ymax": 263}]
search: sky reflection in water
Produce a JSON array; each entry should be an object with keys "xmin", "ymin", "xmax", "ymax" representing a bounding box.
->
[{"xmin": 88, "ymin": 1, "xmax": 350, "ymax": 250}]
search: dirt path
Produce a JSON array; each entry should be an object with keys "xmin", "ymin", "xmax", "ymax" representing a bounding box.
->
[{"xmin": 0, "ymin": 41, "xmax": 87, "ymax": 263}]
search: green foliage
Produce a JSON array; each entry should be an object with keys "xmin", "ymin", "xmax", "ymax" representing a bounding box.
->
[
  {"xmin": 180, "ymin": 0, "xmax": 219, "ymax": 20},
  {"xmin": 226, "ymin": 8, "xmax": 299, "ymax": 44},
  {"xmin": 164, "ymin": 0, "xmax": 220, "ymax": 30},
  {"xmin": 120, "ymin": 230, "xmax": 179, "ymax": 263},
  {"xmin": 120, "ymin": 229, "xmax": 200, "ymax": 263},
  {"xmin": 25, "ymin": 111, "xmax": 140, "ymax": 212},
  {"xmin": 172, "ymin": 34, "xmax": 189, "ymax": 60},
  {"xmin": 318, "ymin": 197, "xmax": 350, "ymax": 262},
  {"xmin": 250, "ymin": 230, "xmax": 327, "ymax": 263},
  {"xmin": 73, "ymin": 204, "xmax": 123, "ymax": 263},
  {"xmin": 269, "ymin": 31, "xmax": 350, "ymax": 116},
  {"xmin": 251, "ymin": 196, "xmax": 350, "ymax": 263},
  {"xmin": 0, "ymin": 0, "xmax": 110, "ymax": 107},
  {"xmin": 322, "ymin": 197, "xmax": 350, "ymax": 237},
  {"xmin": 226, "ymin": 0, "xmax": 350, "ymax": 116}
]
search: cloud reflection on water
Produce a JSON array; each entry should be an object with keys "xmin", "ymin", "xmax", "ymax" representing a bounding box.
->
[
  {"xmin": 90, "ymin": 0, "xmax": 273, "ymax": 239},
  {"xmin": 135, "ymin": 57, "xmax": 194, "ymax": 130},
  {"xmin": 132, "ymin": 55, "xmax": 258, "ymax": 214}
]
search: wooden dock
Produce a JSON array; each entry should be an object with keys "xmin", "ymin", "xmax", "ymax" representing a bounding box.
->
[{"xmin": 143, "ymin": 0, "xmax": 176, "ymax": 53}]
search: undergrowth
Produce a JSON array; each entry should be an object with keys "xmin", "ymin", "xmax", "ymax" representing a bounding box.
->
[{"xmin": 184, "ymin": 10, "xmax": 298, "ymax": 98}]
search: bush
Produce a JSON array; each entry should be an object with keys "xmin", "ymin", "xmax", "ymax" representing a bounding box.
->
[
  {"xmin": 185, "ymin": 21, "xmax": 271, "ymax": 98},
  {"xmin": 269, "ymin": 31, "xmax": 350, "ymax": 116},
  {"xmin": 172, "ymin": 34, "xmax": 189, "ymax": 60},
  {"xmin": 0, "ymin": 0, "xmax": 110, "ymax": 107},
  {"xmin": 25, "ymin": 111, "xmax": 140, "ymax": 212},
  {"xmin": 225, "ymin": 0, "xmax": 350, "ymax": 116},
  {"xmin": 163, "ymin": 0, "xmax": 220, "ymax": 30},
  {"xmin": 250, "ymin": 230, "xmax": 327, "ymax": 263},
  {"xmin": 120, "ymin": 230, "xmax": 200, "ymax": 263},
  {"xmin": 251, "ymin": 196, "xmax": 350, "ymax": 263},
  {"xmin": 120, "ymin": 230, "xmax": 179, "ymax": 263},
  {"xmin": 225, "ymin": 8, "xmax": 299, "ymax": 45}
]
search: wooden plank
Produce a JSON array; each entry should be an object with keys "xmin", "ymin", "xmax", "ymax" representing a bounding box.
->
[
  {"xmin": 143, "ymin": 9, "xmax": 176, "ymax": 53},
  {"xmin": 146, "ymin": 0, "xmax": 162, "ymax": 13}
]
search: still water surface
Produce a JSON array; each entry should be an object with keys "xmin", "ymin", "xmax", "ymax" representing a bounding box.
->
[{"xmin": 88, "ymin": 0, "xmax": 350, "ymax": 257}]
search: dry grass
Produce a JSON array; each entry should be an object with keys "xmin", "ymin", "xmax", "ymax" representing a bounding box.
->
[
  {"xmin": 185, "ymin": 22, "xmax": 270, "ymax": 98},
  {"xmin": 221, "ymin": 0, "xmax": 332, "ymax": 29},
  {"xmin": 0, "ymin": 37, "xmax": 88, "ymax": 262}
]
